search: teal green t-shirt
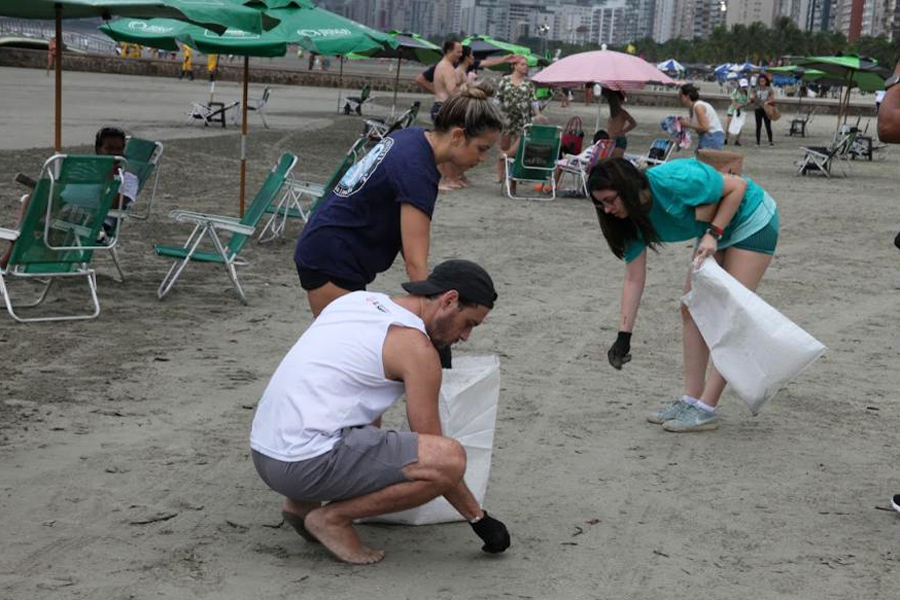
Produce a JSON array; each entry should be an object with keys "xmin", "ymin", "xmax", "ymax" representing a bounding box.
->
[{"xmin": 623, "ymin": 159, "xmax": 765, "ymax": 263}]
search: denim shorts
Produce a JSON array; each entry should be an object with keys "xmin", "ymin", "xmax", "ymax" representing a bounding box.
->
[{"xmin": 698, "ymin": 130, "xmax": 725, "ymax": 150}]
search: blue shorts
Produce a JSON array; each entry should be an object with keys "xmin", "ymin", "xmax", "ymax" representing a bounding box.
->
[{"xmin": 698, "ymin": 131, "xmax": 725, "ymax": 150}]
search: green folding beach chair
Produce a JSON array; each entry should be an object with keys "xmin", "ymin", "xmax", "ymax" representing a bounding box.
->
[
  {"xmin": 257, "ymin": 136, "xmax": 369, "ymax": 242},
  {"xmin": 503, "ymin": 124, "xmax": 562, "ymax": 201},
  {"xmin": 154, "ymin": 152, "xmax": 297, "ymax": 304},
  {"xmin": 0, "ymin": 154, "xmax": 123, "ymax": 322},
  {"xmin": 122, "ymin": 136, "xmax": 164, "ymax": 220}
]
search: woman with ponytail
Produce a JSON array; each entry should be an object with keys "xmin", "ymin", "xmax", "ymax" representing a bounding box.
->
[
  {"xmin": 294, "ymin": 81, "xmax": 504, "ymax": 317},
  {"xmin": 587, "ymin": 157, "xmax": 780, "ymax": 432}
]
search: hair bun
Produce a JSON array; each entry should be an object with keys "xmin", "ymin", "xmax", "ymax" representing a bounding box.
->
[{"xmin": 458, "ymin": 81, "xmax": 494, "ymax": 100}]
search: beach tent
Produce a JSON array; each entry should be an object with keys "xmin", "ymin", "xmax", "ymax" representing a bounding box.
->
[
  {"xmin": 714, "ymin": 63, "xmax": 733, "ymax": 82},
  {"xmin": 0, "ymin": 0, "xmax": 277, "ymax": 150},
  {"xmin": 656, "ymin": 58, "xmax": 684, "ymax": 74},
  {"xmin": 731, "ymin": 62, "xmax": 760, "ymax": 73},
  {"xmin": 102, "ymin": 2, "xmax": 395, "ymax": 214}
]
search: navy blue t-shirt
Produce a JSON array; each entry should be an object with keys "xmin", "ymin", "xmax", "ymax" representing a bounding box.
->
[{"xmin": 294, "ymin": 127, "xmax": 440, "ymax": 285}]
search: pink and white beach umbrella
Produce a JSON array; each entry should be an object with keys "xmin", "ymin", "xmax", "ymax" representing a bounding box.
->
[
  {"xmin": 533, "ymin": 49, "xmax": 679, "ymax": 131},
  {"xmin": 532, "ymin": 49, "xmax": 678, "ymax": 91}
]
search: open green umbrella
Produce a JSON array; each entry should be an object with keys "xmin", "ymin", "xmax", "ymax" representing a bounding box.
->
[
  {"xmin": 0, "ymin": 0, "xmax": 278, "ymax": 150},
  {"xmin": 785, "ymin": 55, "xmax": 890, "ymax": 129},
  {"xmin": 349, "ymin": 30, "xmax": 441, "ymax": 114},
  {"xmin": 461, "ymin": 34, "xmax": 547, "ymax": 69},
  {"xmin": 102, "ymin": 5, "xmax": 395, "ymax": 214}
]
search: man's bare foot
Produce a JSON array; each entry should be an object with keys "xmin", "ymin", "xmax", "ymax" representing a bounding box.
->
[
  {"xmin": 304, "ymin": 508, "xmax": 385, "ymax": 565},
  {"xmin": 281, "ymin": 499, "xmax": 320, "ymax": 543},
  {"xmin": 439, "ymin": 181, "xmax": 455, "ymax": 192}
]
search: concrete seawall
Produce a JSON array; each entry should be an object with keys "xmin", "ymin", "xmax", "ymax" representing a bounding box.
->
[{"xmin": 0, "ymin": 47, "xmax": 879, "ymax": 117}]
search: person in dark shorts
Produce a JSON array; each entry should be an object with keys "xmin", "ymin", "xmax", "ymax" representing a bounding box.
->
[
  {"xmin": 294, "ymin": 81, "xmax": 503, "ymax": 318},
  {"xmin": 601, "ymin": 88, "xmax": 637, "ymax": 158},
  {"xmin": 251, "ymin": 260, "xmax": 511, "ymax": 565}
]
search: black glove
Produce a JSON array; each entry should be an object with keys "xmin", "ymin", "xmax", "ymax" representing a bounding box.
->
[
  {"xmin": 470, "ymin": 511, "xmax": 510, "ymax": 554},
  {"xmin": 607, "ymin": 331, "xmax": 632, "ymax": 370}
]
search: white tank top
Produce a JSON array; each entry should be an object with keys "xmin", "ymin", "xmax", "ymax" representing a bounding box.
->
[
  {"xmin": 694, "ymin": 100, "xmax": 724, "ymax": 134},
  {"xmin": 250, "ymin": 292, "xmax": 427, "ymax": 461}
]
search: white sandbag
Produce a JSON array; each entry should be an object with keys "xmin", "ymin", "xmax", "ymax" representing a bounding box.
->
[
  {"xmin": 728, "ymin": 111, "xmax": 746, "ymax": 135},
  {"xmin": 682, "ymin": 259, "xmax": 825, "ymax": 415},
  {"xmin": 366, "ymin": 355, "xmax": 501, "ymax": 525}
]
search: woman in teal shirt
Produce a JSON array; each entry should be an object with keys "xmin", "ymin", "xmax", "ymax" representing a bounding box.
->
[{"xmin": 588, "ymin": 157, "xmax": 780, "ymax": 432}]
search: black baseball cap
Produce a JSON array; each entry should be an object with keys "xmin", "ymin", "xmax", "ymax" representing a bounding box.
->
[{"xmin": 402, "ymin": 259, "xmax": 497, "ymax": 309}]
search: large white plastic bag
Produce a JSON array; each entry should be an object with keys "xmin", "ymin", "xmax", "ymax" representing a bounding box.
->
[
  {"xmin": 682, "ymin": 259, "xmax": 825, "ymax": 415},
  {"xmin": 728, "ymin": 111, "xmax": 746, "ymax": 135},
  {"xmin": 366, "ymin": 355, "xmax": 501, "ymax": 525}
]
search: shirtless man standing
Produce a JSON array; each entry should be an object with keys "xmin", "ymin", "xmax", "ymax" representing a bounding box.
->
[
  {"xmin": 431, "ymin": 39, "xmax": 464, "ymax": 122},
  {"xmin": 431, "ymin": 39, "xmax": 467, "ymax": 190}
]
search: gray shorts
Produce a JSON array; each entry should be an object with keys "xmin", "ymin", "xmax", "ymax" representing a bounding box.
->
[{"xmin": 252, "ymin": 426, "xmax": 419, "ymax": 502}]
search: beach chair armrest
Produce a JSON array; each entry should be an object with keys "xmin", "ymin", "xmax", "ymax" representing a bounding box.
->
[
  {"xmin": 0, "ymin": 226, "xmax": 19, "ymax": 241},
  {"xmin": 285, "ymin": 179, "xmax": 326, "ymax": 197},
  {"xmin": 800, "ymin": 147, "xmax": 828, "ymax": 158},
  {"xmin": 168, "ymin": 210, "xmax": 255, "ymax": 235},
  {"xmin": 168, "ymin": 209, "xmax": 241, "ymax": 224}
]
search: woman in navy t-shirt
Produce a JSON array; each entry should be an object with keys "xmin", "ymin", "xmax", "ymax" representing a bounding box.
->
[{"xmin": 295, "ymin": 82, "xmax": 504, "ymax": 317}]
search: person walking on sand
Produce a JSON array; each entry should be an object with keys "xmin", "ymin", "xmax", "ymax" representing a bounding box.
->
[
  {"xmin": 495, "ymin": 55, "xmax": 537, "ymax": 185},
  {"xmin": 250, "ymin": 260, "xmax": 511, "ymax": 565},
  {"xmin": 46, "ymin": 36, "xmax": 57, "ymax": 76},
  {"xmin": 751, "ymin": 73, "xmax": 775, "ymax": 146},
  {"xmin": 587, "ymin": 157, "xmax": 780, "ymax": 432},
  {"xmin": 179, "ymin": 45, "xmax": 194, "ymax": 80},
  {"xmin": 294, "ymin": 83, "xmax": 503, "ymax": 320},
  {"xmin": 601, "ymin": 88, "xmax": 637, "ymax": 159},
  {"xmin": 677, "ymin": 83, "xmax": 725, "ymax": 151},
  {"xmin": 725, "ymin": 79, "xmax": 750, "ymax": 146}
]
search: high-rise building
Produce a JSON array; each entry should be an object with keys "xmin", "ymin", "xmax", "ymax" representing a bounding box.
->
[{"xmin": 725, "ymin": 0, "xmax": 777, "ymax": 28}]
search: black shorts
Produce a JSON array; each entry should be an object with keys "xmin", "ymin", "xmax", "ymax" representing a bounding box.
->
[{"xmin": 296, "ymin": 265, "xmax": 366, "ymax": 293}]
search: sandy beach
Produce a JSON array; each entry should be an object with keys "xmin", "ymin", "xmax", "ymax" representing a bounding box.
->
[{"xmin": 1, "ymin": 65, "xmax": 899, "ymax": 599}]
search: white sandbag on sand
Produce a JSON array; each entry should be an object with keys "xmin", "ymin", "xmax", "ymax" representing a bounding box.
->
[
  {"xmin": 682, "ymin": 258, "xmax": 826, "ymax": 415},
  {"xmin": 366, "ymin": 355, "xmax": 501, "ymax": 525}
]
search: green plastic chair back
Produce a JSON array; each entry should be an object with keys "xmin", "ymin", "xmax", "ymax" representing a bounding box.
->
[
  {"xmin": 510, "ymin": 124, "xmax": 561, "ymax": 182},
  {"xmin": 124, "ymin": 137, "xmax": 162, "ymax": 195},
  {"xmin": 124, "ymin": 137, "xmax": 158, "ymax": 163},
  {"xmin": 360, "ymin": 85, "xmax": 370, "ymax": 101},
  {"xmin": 309, "ymin": 136, "xmax": 369, "ymax": 215},
  {"xmin": 9, "ymin": 155, "xmax": 121, "ymax": 274},
  {"xmin": 225, "ymin": 152, "xmax": 297, "ymax": 257}
]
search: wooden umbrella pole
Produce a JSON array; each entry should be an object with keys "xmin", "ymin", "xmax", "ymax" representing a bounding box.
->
[
  {"xmin": 336, "ymin": 56, "xmax": 343, "ymax": 113},
  {"xmin": 55, "ymin": 4, "xmax": 62, "ymax": 151},
  {"xmin": 392, "ymin": 56, "xmax": 400, "ymax": 116},
  {"xmin": 240, "ymin": 56, "xmax": 249, "ymax": 217}
]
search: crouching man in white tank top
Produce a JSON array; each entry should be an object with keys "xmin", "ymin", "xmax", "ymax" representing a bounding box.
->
[{"xmin": 250, "ymin": 259, "xmax": 510, "ymax": 565}]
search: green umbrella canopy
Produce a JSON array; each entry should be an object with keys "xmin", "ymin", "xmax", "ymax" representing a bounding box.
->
[
  {"xmin": 352, "ymin": 30, "xmax": 441, "ymax": 64},
  {"xmin": 461, "ymin": 34, "xmax": 547, "ymax": 70},
  {"xmin": 101, "ymin": 5, "xmax": 397, "ymax": 58},
  {"xmin": 0, "ymin": 0, "xmax": 279, "ymax": 34},
  {"xmin": 786, "ymin": 55, "xmax": 890, "ymax": 92}
]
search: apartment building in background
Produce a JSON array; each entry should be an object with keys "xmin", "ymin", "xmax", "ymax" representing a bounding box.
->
[{"xmin": 318, "ymin": 0, "xmax": 900, "ymax": 47}]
